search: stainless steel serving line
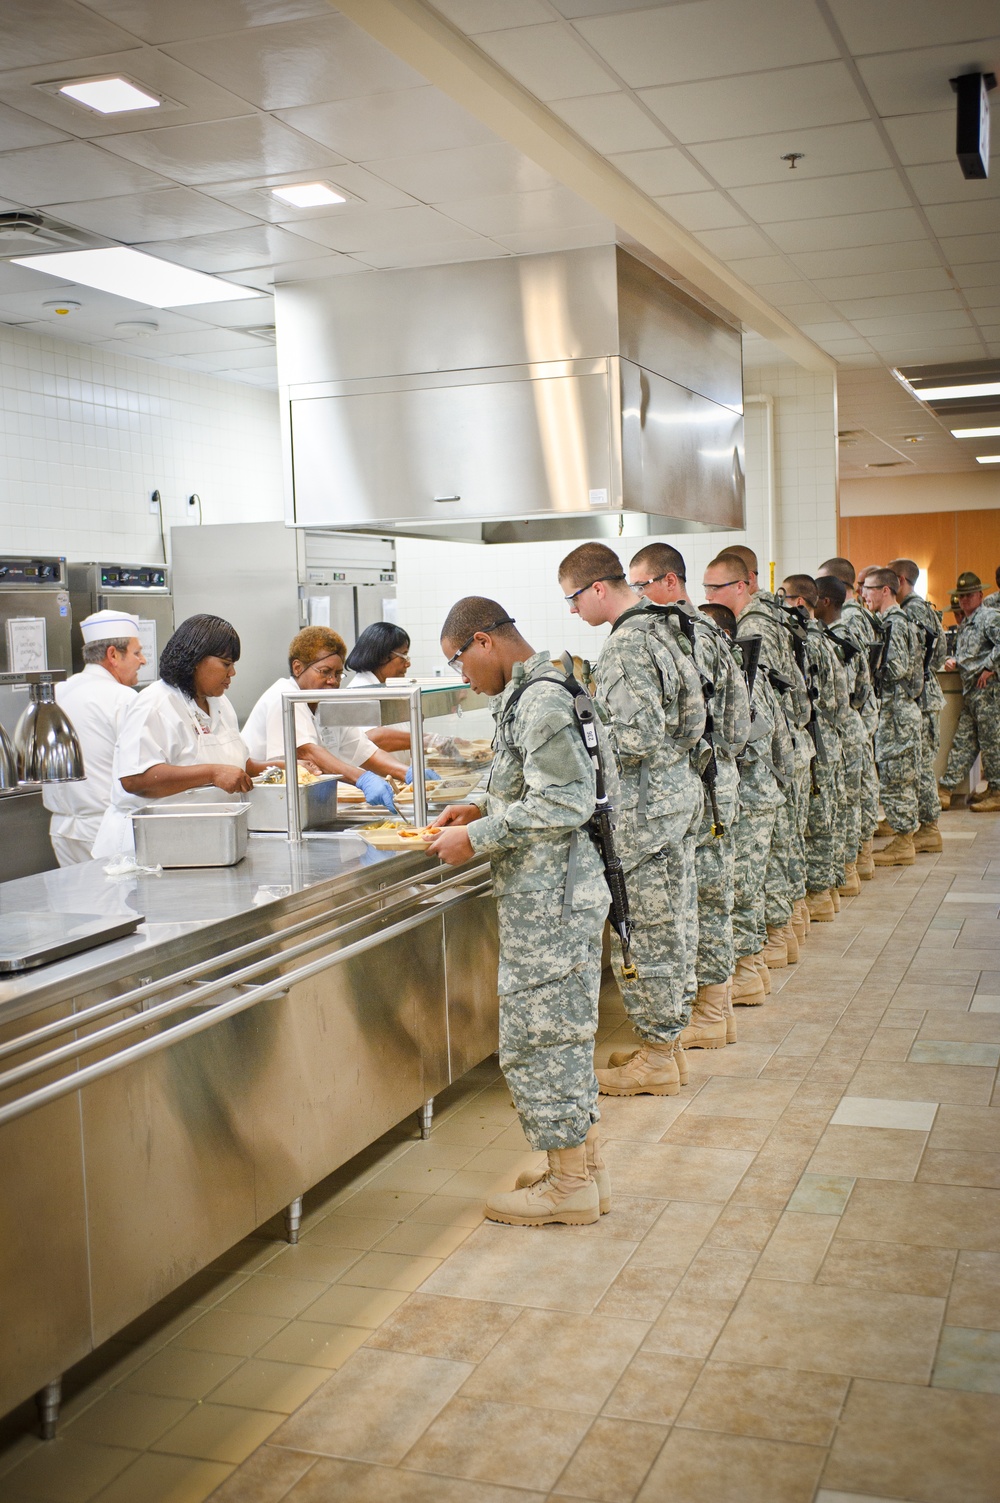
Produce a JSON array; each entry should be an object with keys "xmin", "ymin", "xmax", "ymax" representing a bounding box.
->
[{"xmin": 0, "ymin": 835, "xmax": 499, "ymax": 1436}]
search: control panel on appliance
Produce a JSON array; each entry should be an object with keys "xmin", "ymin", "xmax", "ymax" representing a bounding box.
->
[
  {"xmin": 0, "ymin": 556, "xmax": 66, "ymax": 585},
  {"xmin": 99, "ymin": 565, "xmax": 168, "ymax": 589}
]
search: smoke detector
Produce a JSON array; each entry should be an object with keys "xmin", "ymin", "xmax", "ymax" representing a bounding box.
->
[{"xmin": 43, "ymin": 299, "xmax": 81, "ymax": 315}]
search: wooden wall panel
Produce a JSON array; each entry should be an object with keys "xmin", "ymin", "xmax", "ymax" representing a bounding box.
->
[
  {"xmin": 956, "ymin": 513, "xmax": 1000, "ymax": 597},
  {"xmin": 839, "ymin": 512, "xmax": 960, "ymax": 610}
]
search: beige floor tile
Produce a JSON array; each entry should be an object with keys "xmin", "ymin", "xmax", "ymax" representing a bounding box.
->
[
  {"xmin": 554, "ymin": 1197, "xmax": 666, "ymax": 1244},
  {"xmin": 301, "ymin": 1215, "xmax": 400, "ymax": 1251},
  {"xmin": 847, "ymin": 1060, "xmax": 995, "ymax": 1105},
  {"xmin": 588, "ymin": 1093, "xmax": 692, "ymax": 1141},
  {"xmin": 917, "ymin": 1149, "xmax": 1000, "ymax": 1188},
  {"xmin": 440, "ymin": 1168, "xmax": 533, "ymax": 1198},
  {"xmin": 919, "ymin": 1011, "xmax": 1000, "ymax": 1042},
  {"xmin": 399, "ymin": 1396, "xmax": 591, "ymax": 1491},
  {"xmin": 419, "ymin": 1223, "xmax": 635, "ymax": 1313},
  {"xmin": 594, "ymin": 1261, "xmax": 682, "ymax": 1321},
  {"xmin": 807, "ymin": 1125, "xmax": 927, "ymax": 1181},
  {"xmin": 817, "ymin": 1239, "xmax": 956, "ymax": 1297},
  {"xmin": 601, "ymin": 1141, "xmax": 754, "ymax": 1202},
  {"xmin": 359, "ymin": 1163, "xmax": 461, "ymax": 1196},
  {"xmin": 754, "ymin": 1212, "xmax": 840, "ymax": 1282},
  {"xmin": 932, "ymin": 1325, "xmax": 1000, "ymax": 1393},
  {"xmin": 703, "ymin": 1202, "xmax": 784, "ymax": 1252},
  {"xmin": 263, "ymin": 1244, "xmax": 364, "ymax": 1283},
  {"xmin": 4, "ymin": 1438, "xmax": 137, "ymax": 1503},
  {"xmin": 152, "ymin": 1404, "xmax": 283, "ymax": 1465},
  {"xmin": 862, "ymin": 1029, "xmax": 919, "ymax": 1062},
  {"xmin": 552, "ymin": 1416, "xmax": 668, "ymax": 1503},
  {"xmin": 683, "ymin": 1043, "xmax": 775, "ymax": 1078},
  {"xmin": 660, "ymin": 1114, "xmax": 774, "ymax": 1151},
  {"xmin": 630, "ymin": 1201, "xmax": 723, "ymax": 1272},
  {"xmin": 336, "ymin": 1251, "xmax": 440, "ymax": 1293},
  {"xmin": 837, "ymin": 1179, "xmax": 1000, "ymax": 1251},
  {"xmin": 325, "ymin": 1189, "xmax": 433, "ymax": 1221},
  {"xmin": 713, "ymin": 1278, "xmax": 945, "ymax": 1381},
  {"xmin": 601, "ymin": 1351, "xmax": 702, "ymax": 1424},
  {"xmin": 427, "ymin": 1120, "xmax": 510, "ymax": 1149},
  {"xmin": 284, "ymin": 1455, "xmax": 545, "ymax": 1501},
  {"xmin": 824, "ymin": 1378, "xmax": 1000, "ymax": 1503},
  {"xmin": 641, "ymin": 1293, "xmax": 738, "ymax": 1358},
  {"xmin": 927, "ymin": 1103, "xmax": 1000, "ymax": 1153},
  {"xmin": 365, "ymin": 1293, "xmax": 521, "ymax": 1362},
  {"xmin": 775, "ymin": 1023, "xmax": 836, "ymax": 1057},
  {"xmin": 405, "ymin": 1196, "xmax": 486, "ymax": 1229},
  {"xmin": 786, "ymin": 1172, "xmax": 855, "ymax": 1214},
  {"xmin": 947, "ymin": 1251, "xmax": 1000, "ymax": 1330},
  {"xmin": 255, "ymin": 1321, "xmax": 369, "ymax": 1370},
  {"xmin": 90, "ymin": 1453, "xmax": 232, "ymax": 1503},
  {"xmin": 372, "ymin": 1221, "xmax": 475, "ymax": 1259},
  {"xmin": 66, "ymin": 1390, "xmax": 192, "ymax": 1450},
  {"xmin": 636, "ymin": 1427, "xmax": 825, "ymax": 1503},
  {"xmin": 206, "ymin": 1359, "xmax": 329, "ymax": 1414},
  {"xmin": 171, "ymin": 1310, "xmax": 288, "ymax": 1359},
  {"xmin": 676, "ymin": 1359, "xmax": 849, "ymax": 1445},
  {"xmin": 680, "ymin": 1077, "xmax": 799, "ymax": 1121},
  {"xmin": 122, "ymin": 1347, "xmax": 244, "ymax": 1402},
  {"xmin": 217, "ymin": 1276, "xmax": 329, "ymax": 1320},
  {"xmin": 460, "ymin": 1309, "xmax": 647, "ymax": 1414},
  {"xmin": 297, "ymin": 1284, "xmax": 409, "ymax": 1329},
  {"xmin": 207, "ymin": 1445, "xmax": 315, "ymax": 1503}
]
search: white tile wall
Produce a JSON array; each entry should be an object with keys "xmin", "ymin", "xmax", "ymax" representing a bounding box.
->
[
  {"xmin": 0, "ymin": 323, "xmax": 283, "ymax": 563},
  {"xmin": 397, "ymin": 360, "xmax": 839, "ymax": 675}
]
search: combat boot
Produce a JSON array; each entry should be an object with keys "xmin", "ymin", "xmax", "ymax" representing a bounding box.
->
[
  {"xmin": 724, "ymin": 978, "xmax": 737, "ymax": 1043},
  {"xmin": 790, "ymin": 903, "xmax": 807, "ymax": 945},
  {"xmin": 515, "ymin": 1124, "xmax": 609, "ymax": 1214},
  {"xmin": 970, "ymin": 787, "xmax": 1000, "ymax": 812},
  {"xmin": 761, "ymin": 926, "xmax": 789, "ymax": 968},
  {"xmin": 485, "ymin": 1142, "xmax": 599, "ymax": 1226},
  {"xmin": 732, "ymin": 953, "xmax": 766, "ymax": 1005},
  {"xmin": 596, "ymin": 1039, "xmax": 680, "ymax": 1096},
  {"xmin": 873, "ymin": 830, "xmax": 915, "ymax": 865},
  {"xmin": 806, "ymin": 888, "xmax": 836, "ymax": 921},
  {"xmin": 876, "ymin": 818, "xmax": 893, "ymax": 837},
  {"xmin": 838, "ymin": 863, "xmax": 861, "ymax": 897},
  {"xmin": 796, "ymin": 896, "xmax": 811, "ymax": 935},
  {"xmin": 913, "ymin": 822, "xmax": 943, "ymax": 852},
  {"xmin": 675, "ymin": 1044, "xmax": 689, "ymax": 1085},
  {"xmin": 831, "ymin": 886, "xmax": 841, "ymax": 911},
  {"xmin": 770, "ymin": 921, "xmax": 799, "ymax": 963},
  {"xmin": 856, "ymin": 839, "xmax": 875, "ymax": 880},
  {"xmin": 937, "ymin": 784, "xmax": 952, "ymax": 810},
  {"xmin": 678, "ymin": 984, "xmax": 727, "ymax": 1049}
]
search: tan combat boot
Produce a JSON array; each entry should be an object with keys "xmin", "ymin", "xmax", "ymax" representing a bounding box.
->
[
  {"xmin": 485, "ymin": 1142, "xmax": 599, "ymax": 1226},
  {"xmin": 838, "ymin": 863, "xmax": 861, "ymax": 897},
  {"xmin": 605, "ymin": 1041, "xmax": 688, "ymax": 1083},
  {"xmin": 596, "ymin": 1040, "xmax": 680, "ymax": 1096},
  {"xmin": 937, "ymin": 784, "xmax": 952, "ymax": 810},
  {"xmin": 806, "ymin": 888, "xmax": 836, "ymax": 921},
  {"xmin": 913, "ymin": 822, "xmax": 943, "ymax": 853},
  {"xmin": 790, "ymin": 904, "xmax": 807, "ymax": 945},
  {"xmin": 753, "ymin": 953, "xmax": 772, "ymax": 993},
  {"xmin": 772, "ymin": 921, "xmax": 800, "ymax": 963},
  {"xmin": 831, "ymin": 886, "xmax": 841, "ymax": 911},
  {"xmin": 678, "ymin": 984, "xmax": 727, "ymax": 1050},
  {"xmin": 732, "ymin": 953, "xmax": 766, "ymax": 1005},
  {"xmin": 856, "ymin": 839, "xmax": 875, "ymax": 880},
  {"xmin": 971, "ymin": 787, "xmax": 1000, "ymax": 812},
  {"xmin": 873, "ymin": 830, "xmax": 915, "ymax": 866},
  {"xmin": 724, "ymin": 978, "xmax": 737, "ymax": 1043},
  {"xmin": 761, "ymin": 926, "xmax": 789, "ymax": 968},
  {"xmin": 675, "ymin": 1044, "xmax": 689, "ymax": 1085},
  {"xmin": 796, "ymin": 896, "xmax": 811, "ymax": 935},
  {"xmin": 515, "ymin": 1124, "xmax": 609, "ymax": 1214},
  {"xmin": 876, "ymin": 818, "xmax": 893, "ymax": 837}
]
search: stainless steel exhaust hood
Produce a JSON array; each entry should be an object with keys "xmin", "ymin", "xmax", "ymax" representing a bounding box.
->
[{"xmin": 276, "ymin": 246, "xmax": 744, "ymax": 544}]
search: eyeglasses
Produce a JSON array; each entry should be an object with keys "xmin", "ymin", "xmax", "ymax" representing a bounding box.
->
[
  {"xmin": 629, "ymin": 571, "xmax": 671, "ymax": 594},
  {"xmin": 446, "ymin": 617, "xmax": 514, "ymax": 669},
  {"xmin": 563, "ymin": 574, "xmax": 625, "ymax": 604},
  {"xmin": 703, "ymin": 580, "xmax": 742, "ymax": 595}
]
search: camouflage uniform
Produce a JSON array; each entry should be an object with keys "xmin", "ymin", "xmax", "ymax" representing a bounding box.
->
[
  {"xmin": 901, "ymin": 592, "xmax": 947, "ymax": 824},
  {"xmin": 941, "ymin": 605, "xmax": 1000, "ymax": 791},
  {"xmin": 732, "ymin": 671, "xmax": 790, "ymax": 960},
  {"xmin": 797, "ymin": 617, "xmax": 850, "ymax": 891},
  {"xmin": 593, "ymin": 603, "xmax": 705, "ymax": 1042},
  {"xmin": 822, "ymin": 620, "xmax": 869, "ymax": 868},
  {"xmin": 835, "ymin": 599, "xmax": 880, "ymax": 845},
  {"xmin": 467, "ymin": 651, "xmax": 609, "ymax": 1151},
  {"xmin": 872, "ymin": 605, "xmax": 923, "ymax": 835},
  {"xmin": 984, "ymin": 590, "xmax": 1000, "ymax": 610}
]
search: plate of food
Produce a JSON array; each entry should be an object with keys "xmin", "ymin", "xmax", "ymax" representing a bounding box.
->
[{"xmin": 359, "ymin": 821, "xmax": 441, "ymax": 849}]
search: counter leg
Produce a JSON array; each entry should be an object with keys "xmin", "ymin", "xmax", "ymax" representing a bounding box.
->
[
  {"xmin": 284, "ymin": 1197, "xmax": 303, "ymax": 1245},
  {"xmin": 418, "ymin": 1098, "xmax": 434, "ymax": 1140},
  {"xmin": 36, "ymin": 1378, "xmax": 62, "ymax": 1440}
]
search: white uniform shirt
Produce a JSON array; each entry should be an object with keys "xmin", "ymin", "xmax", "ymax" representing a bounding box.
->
[
  {"xmin": 42, "ymin": 664, "xmax": 137, "ymax": 845},
  {"xmin": 347, "ymin": 670, "xmax": 381, "ymax": 687},
  {"xmin": 242, "ymin": 676, "xmax": 377, "ymax": 767}
]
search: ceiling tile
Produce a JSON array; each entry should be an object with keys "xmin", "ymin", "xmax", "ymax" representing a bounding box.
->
[
  {"xmin": 0, "ymin": 139, "xmax": 170, "ymax": 204},
  {"xmin": 724, "ymin": 254, "xmax": 796, "ymax": 284},
  {"xmin": 48, "ymin": 186, "xmax": 259, "ymax": 241},
  {"xmin": 925, "ymin": 200, "xmax": 1000, "ymax": 237},
  {"xmin": 429, "ymin": 0, "xmax": 551, "ymax": 31},
  {"xmin": 883, "ymin": 111, "xmax": 955, "ymax": 167},
  {"xmin": 689, "ymin": 120, "xmax": 892, "ymax": 188},
  {"xmin": 163, "ymin": 16, "xmax": 425, "ymax": 110},
  {"xmin": 954, "ymin": 262, "xmax": 1000, "ymax": 289},
  {"xmin": 98, "ymin": 327, "xmax": 264, "ymax": 356},
  {"xmin": 164, "ymin": 295, "xmax": 275, "ymax": 327},
  {"xmin": 280, "ymin": 204, "xmax": 485, "ymax": 254},
  {"xmin": 763, "ymin": 280, "xmax": 833, "ymax": 306},
  {"xmin": 205, "ymin": 165, "xmax": 416, "ymax": 221},
  {"xmin": 766, "ymin": 300, "xmax": 838, "ymax": 323},
  {"xmin": 789, "ymin": 241, "xmax": 942, "ymax": 277},
  {"xmin": 907, "ymin": 162, "xmax": 1000, "ymax": 206},
  {"xmin": 858, "ymin": 39, "xmax": 1000, "ymax": 118},
  {"xmin": 939, "ymin": 233, "xmax": 1000, "ymax": 264},
  {"xmin": 548, "ymin": 93, "xmax": 669, "ymax": 154},
  {"xmin": 826, "ymin": 0, "xmax": 1000, "ymax": 54},
  {"xmin": 231, "ymin": 256, "xmax": 363, "ymax": 285},
  {"xmin": 575, "ymin": 0, "xmax": 838, "ymax": 88},
  {"xmin": 274, "ymin": 87, "xmax": 495, "ymax": 162},
  {"xmin": 0, "ymin": 261, "xmax": 75, "ymax": 294},
  {"xmin": 639, "ymin": 61, "xmax": 866, "ymax": 143},
  {"xmin": 0, "ymin": 0, "xmax": 140, "ymax": 67},
  {"xmin": 473, "ymin": 23, "xmax": 616, "ymax": 101},
  {"xmin": 833, "ymin": 290, "xmax": 965, "ymax": 318},
  {"xmin": 731, "ymin": 168, "xmax": 911, "ymax": 222},
  {"xmin": 98, "ymin": 115, "xmax": 341, "ymax": 185},
  {"xmin": 75, "ymin": 0, "xmax": 331, "ymax": 45},
  {"xmin": 491, "ymin": 221, "xmax": 614, "ymax": 254},
  {"xmin": 813, "ymin": 267, "xmax": 954, "ymax": 299},
  {"xmin": 606, "ymin": 147, "xmax": 713, "ymax": 197},
  {"xmin": 173, "ymin": 345, "xmax": 277, "ymax": 370},
  {"xmin": 765, "ymin": 206, "xmax": 925, "ymax": 253},
  {"xmin": 0, "ymin": 100, "xmax": 68, "ymax": 150},
  {"xmin": 654, "ymin": 190, "xmax": 747, "ymax": 232},
  {"xmin": 352, "ymin": 237, "xmax": 504, "ymax": 269},
  {"xmin": 432, "ymin": 184, "xmax": 606, "ymax": 236},
  {"xmin": 795, "ymin": 320, "xmax": 856, "ymax": 341},
  {"xmin": 360, "ymin": 142, "xmax": 557, "ymax": 201},
  {"xmin": 0, "ymin": 284, "xmax": 213, "ymax": 331},
  {"xmin": 693, "ymin": 225, "xmax": 774, "ymax": 259},
  {"xmin": 136, "ymin": 224, "xmax": 328, "ymax": 274},
  {"xmin": 851, "ymin": 310, "xmax": 977, "ymax": 335}
]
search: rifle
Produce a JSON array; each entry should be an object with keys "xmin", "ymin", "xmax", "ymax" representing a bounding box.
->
[
  {"xmin": 779, "ymin": 602, "xmax": 820, "ymax": 792},
  {"xmin": 651, "ymin": 604, "xmax": 724, "ymax": 839},
  {"xmin": 869, "ymin": 625, "xmax": 890, "ymax": 698},
  {"xmin": 739, "ymin": 634, "xmax": 763, "ymax": 700}
]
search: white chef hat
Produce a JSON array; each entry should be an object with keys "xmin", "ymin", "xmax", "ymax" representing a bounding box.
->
[{"xmin": 79, "ymin": 609, "xmax": 141, "ymax": 644}]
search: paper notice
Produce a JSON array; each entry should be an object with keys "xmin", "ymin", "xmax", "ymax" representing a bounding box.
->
[
  {"xmin": 5, "ymin": 616, "xmax": 47, "ymax": 673},
  {"xmin": 136, "ymin": 619, "xmax": 157, "ymax": 684}
]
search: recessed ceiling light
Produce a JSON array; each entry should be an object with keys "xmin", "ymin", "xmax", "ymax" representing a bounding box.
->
[
  {"xmin": 271, "ymin": 182, "xmax": 346, "ymax": 209},
  {"xmin": 951, "ymin": 425, "xmax": 1000, "ymax": 438},
  {"xmin": 975, "ymin": 454, "xmax": 1000, "ymax": 463},
  {"xmin": 58, "ymin": 77, "xmax": 160, "ymax": 114},
  {"xmin": 913, "ymin": 380, "xmax": 1000, "ymax": 400},
  {"xmin": 11, "ymin": 248, "xmax": 262, "ymax": 308}
]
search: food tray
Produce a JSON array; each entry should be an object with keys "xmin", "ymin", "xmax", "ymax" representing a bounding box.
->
[
  {"xmin": 247, "ymin": 774, "xmax": 339, "ymax": 832},
  {"xmin": 131, "ymin": 802, "xmax": 250, "ymax": 868},
  {"xmin": 360, "ymin": 825, "xmax": 440, "ymax": 850}
]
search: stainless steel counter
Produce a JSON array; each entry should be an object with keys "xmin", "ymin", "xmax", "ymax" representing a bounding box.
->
[{"xmin": 0, "ymin": 835, "xmax": 499, "ymax": 1431}]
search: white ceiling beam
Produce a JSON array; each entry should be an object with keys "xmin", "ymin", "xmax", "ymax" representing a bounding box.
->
[{"xmin": 331, "ymin": 0, "xmax": 836, "ymax": 375}]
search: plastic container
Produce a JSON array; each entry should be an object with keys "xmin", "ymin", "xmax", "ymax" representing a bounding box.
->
[{"xmin": 131, "ymin": 803, "xmax": 250, "ymax": 867}]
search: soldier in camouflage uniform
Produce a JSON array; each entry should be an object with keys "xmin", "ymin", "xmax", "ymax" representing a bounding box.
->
[
  {"xmin": 624, "ymin": 545, "xmax": 751, "ymax": 1048},
  {"xmin": 430, "ymin": 598, "xmax": 609, "ymax": 1227},
  {"xmin": 861, "ymin": 568, "xmax": 924, "ymax": 864},
  {"xmin": 817, "ymin": 559, "xmax": 880, "ymax": 878},
  {"xmin": 558, "ymin": 543, "xmax": 705, "ymax": 1093},
  {"xmin": 890, "ymin": 560, "xmax": 947, "ymax": 852},
  {"xmin": 941, "ymin": 572, "xmax": 1000, "ymax": 812},
  {"xmin": 983, "ymin": 566, "xmax": 1000, "ymax": 612},
  {"xmin": 814, "ymin": 573, "xmax": 868, "ymax": 892}
]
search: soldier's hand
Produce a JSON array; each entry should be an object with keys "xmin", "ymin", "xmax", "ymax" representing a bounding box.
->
[
  {"xmin": 977, "ymin": 669, "xmax": 994, "ymax": 689},
  {"xmin": 435, "ymin": 803, "xmax": 480, "ymax": 827},
  {"xmin": 944, "ymin": 658, "xmax": 957, "ymax": 671},
  {"xmin": 426, "ymin": 825, "xmax": 475, "ymax": 865}
]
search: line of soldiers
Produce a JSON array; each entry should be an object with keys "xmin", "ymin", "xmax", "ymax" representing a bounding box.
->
[{"xmin": 426, "ymin": 542, "xmax": 997, "ymax": 1230}]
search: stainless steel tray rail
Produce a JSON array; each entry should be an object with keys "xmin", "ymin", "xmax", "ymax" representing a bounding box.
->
[{"xmin": 0, "ymin": 862, "xmax": 490, "ymax": 1126}]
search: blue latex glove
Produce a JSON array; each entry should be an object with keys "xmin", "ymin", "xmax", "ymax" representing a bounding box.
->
[
  {"xmin": 357, "ymin": 770, "xmax": 398, "ymax": 814},
  {"xmin": 404, "ymin": 765, "xmax": 440, "ymax": 785}
]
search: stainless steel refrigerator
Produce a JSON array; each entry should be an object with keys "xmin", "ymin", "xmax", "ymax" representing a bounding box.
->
[{"xmin": 67, "ymin": 563, "xmax": 173, "ymax": 685}]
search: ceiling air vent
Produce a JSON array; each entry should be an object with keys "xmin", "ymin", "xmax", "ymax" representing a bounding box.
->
[
  {"xmin": 244, "ymin": 325, "xmax": 276, "ymax": 342},
  {"xmin": 0, "ymin": 211, "xmax": 109, "ymax": 257}
]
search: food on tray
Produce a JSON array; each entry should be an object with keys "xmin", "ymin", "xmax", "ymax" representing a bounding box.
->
[{"xmin": 254, "ymin": 766, "xmax": 323, "ymax": 786}]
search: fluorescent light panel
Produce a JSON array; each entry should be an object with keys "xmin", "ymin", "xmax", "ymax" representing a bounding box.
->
[
  {"xmin": 59, "ymin": 77, "xmax": 159, "ymax": 113},
  {"xmin": 951, "ymin": 425, "xmax": 1000, "ymax": 438},
  {"xmin": 11, "ymin": 248, "xmax": 261, "ymax": 307},
  {"xmin": 271, "ymin": 182, "xmax": 346, "ymax": 208},
  {"xmin": 914, "ymin": 380, "xmax": 1000, "ymax": 401},
  {"xmin": 976, "ymin": 454, "xmax": 1000, "ymax": 464}
]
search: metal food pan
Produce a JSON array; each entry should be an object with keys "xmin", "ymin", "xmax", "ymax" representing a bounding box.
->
[
  {"xmin": 131, "ymin": 803, "xmax": 250, "ymax": 868},
  {"xmin": 247, "ymin": 776, "xmax": 339, "ymax": 833}
]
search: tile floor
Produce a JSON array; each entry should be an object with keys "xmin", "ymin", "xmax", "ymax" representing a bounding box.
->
[{"xmin": 1, "ymin": 810, "xmax": 999, "ymax": 1503}]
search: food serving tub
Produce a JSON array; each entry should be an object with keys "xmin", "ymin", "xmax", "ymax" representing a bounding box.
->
[
  {"xmin": 131, "ymin": 803, "xmax": 250, "ymax": 868},
  {"xmin": 246, "ymin": 775, "xmax": 339, "ymax": 833}
]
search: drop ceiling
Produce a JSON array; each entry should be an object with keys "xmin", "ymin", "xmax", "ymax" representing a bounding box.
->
[{"xmin": 0, "ymin": 0, "xmax": 995, "ymax": 473}]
